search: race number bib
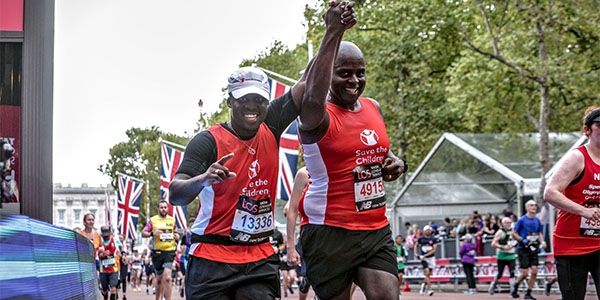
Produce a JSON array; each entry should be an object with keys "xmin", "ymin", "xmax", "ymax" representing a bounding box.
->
[
  {"xmin": 353, "ymin": 163, "xmax": 386, "ymax": 212},
  {"xmin": 526, "ymin": 234, "xmax": 540, "ymax": 252},
  {"xmin": 421, "ymin": 244, "xmax": 433, "ymax": 254},
  {"xmin": 101, "ymin": 256, "xmax": 116, "ymax": 268},
  {"xmin": 157, "ymin": 225, "xmax": 174, "ymax": 242},
  {"xmin": 580, "ymin": 202, "xmax": 600, "ymax": 237},
  {"xmin": 230, "ymin": 195, "xmax": 274, "ymax": 244},
  {"xmin": 160, "ymin": 232, "xmax": 174, "ymax": 241}
]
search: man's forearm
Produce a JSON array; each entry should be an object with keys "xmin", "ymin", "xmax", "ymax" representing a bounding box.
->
[
  {"xmin": 169, "ymin": 177, "xmax": 203, "ymax": 206},
  {"xmin": 299, "ymin": 3, "xmax": 349, "ymax": 131},
  {"xmin": 286, "ymin": 210, "xmax": 298, "ymax": 247}
]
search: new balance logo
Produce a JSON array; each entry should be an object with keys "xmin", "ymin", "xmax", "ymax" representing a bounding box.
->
[
  {"xmin": 582, "ymin": 229, "xmax": 596, "ymax": 236},
  {"xmin": 361, "ymin": 201, "xmax": 372, "ymax": 210},
  {"xmin": 233, "ymin": 233, "xmax": 251, "ymax": 242}
]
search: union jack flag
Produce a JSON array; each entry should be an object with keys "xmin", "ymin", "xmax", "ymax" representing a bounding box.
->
[
  {"xmin": 117, "ymin": 175, "xmax": 142, "ymax": 241},
  {"xmin": 160, "ymin": 142, "xmax": 187, "ymax": 230},
  {"xmin": 268, "ymin": 78, "xmax": 300, "ymax": 201}
]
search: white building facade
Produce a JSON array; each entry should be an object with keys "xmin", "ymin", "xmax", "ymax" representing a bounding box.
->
[{"xmin": 53, "ymin": 183, "xmax": 116, "ymax": 231}]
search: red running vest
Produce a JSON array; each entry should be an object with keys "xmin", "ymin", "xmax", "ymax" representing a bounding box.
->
[
  {"xmin": 300, "ymin": 98, "xmax": 390, "ymax": 230},
  {"xmin": 554, "ymin": 145, "xmax": 600, "ymax": 256},
  {"xmin": 98, "ymin": 237, "xmax": 118, "ymax": 273},
  {"xmin": 190, "ymin": 123, "xmax": 279, "ymax": 263}
]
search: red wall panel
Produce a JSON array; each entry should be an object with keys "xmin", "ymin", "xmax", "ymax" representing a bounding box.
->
[{"xmin": 0, "ymin": 0, "xmax": 24, "ymax": 31}]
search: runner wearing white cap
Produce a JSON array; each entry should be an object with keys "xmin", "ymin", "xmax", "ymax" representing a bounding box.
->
[{"xmin": 415, "ymin": 225, "xmax": 438, "ymax": 296}]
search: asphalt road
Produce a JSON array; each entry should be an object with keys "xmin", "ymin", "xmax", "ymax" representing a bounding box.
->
[{"xmin": 117, "ymin": 283, "xmax": 597, "ymax": 300}]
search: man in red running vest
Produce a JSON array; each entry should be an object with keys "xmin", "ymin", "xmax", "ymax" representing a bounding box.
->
[{"xmin": 295, "ymin": 21, "xmax": 407, "ymax": 300}]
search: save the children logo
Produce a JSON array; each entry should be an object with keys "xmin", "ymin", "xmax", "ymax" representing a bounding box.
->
[
  {"xmin": 360, "ymin": 129, "xmax": 379, "ymax": 146},
  {"xmin": 248, "ymin": 160, "xmax": 260, "ymax": 179}
]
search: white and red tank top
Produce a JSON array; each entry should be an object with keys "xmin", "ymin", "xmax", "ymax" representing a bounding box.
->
[{"xmin": 300, "ymin": 98, "xmax": 390, "ymax": 230}]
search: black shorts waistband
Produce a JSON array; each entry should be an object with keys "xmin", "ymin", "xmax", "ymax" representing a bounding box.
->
[
  {"xmin": 191, "ymin": 233, "xmax": 269, "ymax": 245},
  {"xmin": 151, "ymin": 249, "xmax": 176, "ymax": 254}
]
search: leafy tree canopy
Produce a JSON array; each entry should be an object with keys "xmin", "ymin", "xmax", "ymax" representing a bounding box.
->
[{"xmin": 102, "ymin": 0, "xmax": 600, "ymax": 227}]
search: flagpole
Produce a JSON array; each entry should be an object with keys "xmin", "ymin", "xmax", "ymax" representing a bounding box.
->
[
  {"xmin": 256, "ymin": 40, "xmax": 311, "ymax": 86},
  {"xmin": 158, "ymin": 138, "xmax": 186, "ymax": 151},
  {"xmin": 116, "ymin": 171, "xmax": 146, "ymax": 184},
  {"xmin": 254, "ymin": 65, "xmax": 298, "ymax": 85},
  {"xmin": 146, "ymin": 178, "xmax": 150, "ymax": 226},
  {"xmin": 112, "ymin": 190, "xmax": 118, "ymax": 235},
  {"xmin": 104, "ymin": 187, "xmax": 110, "ymax": 227}
]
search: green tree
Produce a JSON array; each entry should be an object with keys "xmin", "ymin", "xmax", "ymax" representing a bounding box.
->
[
  {"xmin": 98, "ymin": 127, "xmax": 196, "ymax": 230},
  {"xmin": 305, "ymin": 0, "xmax": 466, "ymax": 183},
  {"xmin": 103, "ymin": 1, "xmax": 600, "ymax": 223},
  {"xmin": 288, "ymin": 0, "xmax": 598, "ymax": 197},
  {"xmin": 452, "ymin": 0, "xmax": 600, "ymax": 194}
]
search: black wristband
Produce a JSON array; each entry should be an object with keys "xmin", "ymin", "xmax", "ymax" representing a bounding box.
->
[
  {"xmin": 402, "ymin": 159, "xmax": 408, "ymax": 174},
  {"xmin": 150, "ymin": 231, "xmax": 154, "ymax": 237}
]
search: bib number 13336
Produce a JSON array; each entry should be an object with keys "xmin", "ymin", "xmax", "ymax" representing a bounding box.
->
[{"xmin": 230, "ymin": 195, "xmax": 274, "ymax": 244}]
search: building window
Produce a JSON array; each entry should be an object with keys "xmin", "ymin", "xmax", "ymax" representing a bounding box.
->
[
  {"xmin": 90, "ymin": 209, "xmax": 97, "ymax": 218},
  {"xmin": 58, "ymin": 210, "xmax": 65, "ymax": 222},
  {"xmin": 73, "ymin": 210, "xmax": 81, "ymax": 222}
]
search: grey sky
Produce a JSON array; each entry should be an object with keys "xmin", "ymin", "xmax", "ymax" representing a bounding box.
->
[{"xmin": 53, "ymin": 0, "xmax": 314, "ymax": 186}]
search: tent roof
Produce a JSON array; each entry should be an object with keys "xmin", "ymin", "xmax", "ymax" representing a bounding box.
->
[{"xmin": 390, "ymin": 132, "xmax": 585, "ymax": 207}]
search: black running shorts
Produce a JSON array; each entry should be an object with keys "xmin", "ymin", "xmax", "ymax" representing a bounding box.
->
[
  {"xmin": 300, "ymin": 224, "xmax": 397, "ymax": 299},
  {"xmin": 151, "ymin": 250, "xmax": 176, "ymax": 275},
  {"xmin": 185, "ymin": 253, "xmax": 281, "ymax": 299}
]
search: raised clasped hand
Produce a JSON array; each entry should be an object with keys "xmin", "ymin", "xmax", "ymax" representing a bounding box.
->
[{"xmin": 325, "ymin": 1, "xmax": 357, "ymax": 30}]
